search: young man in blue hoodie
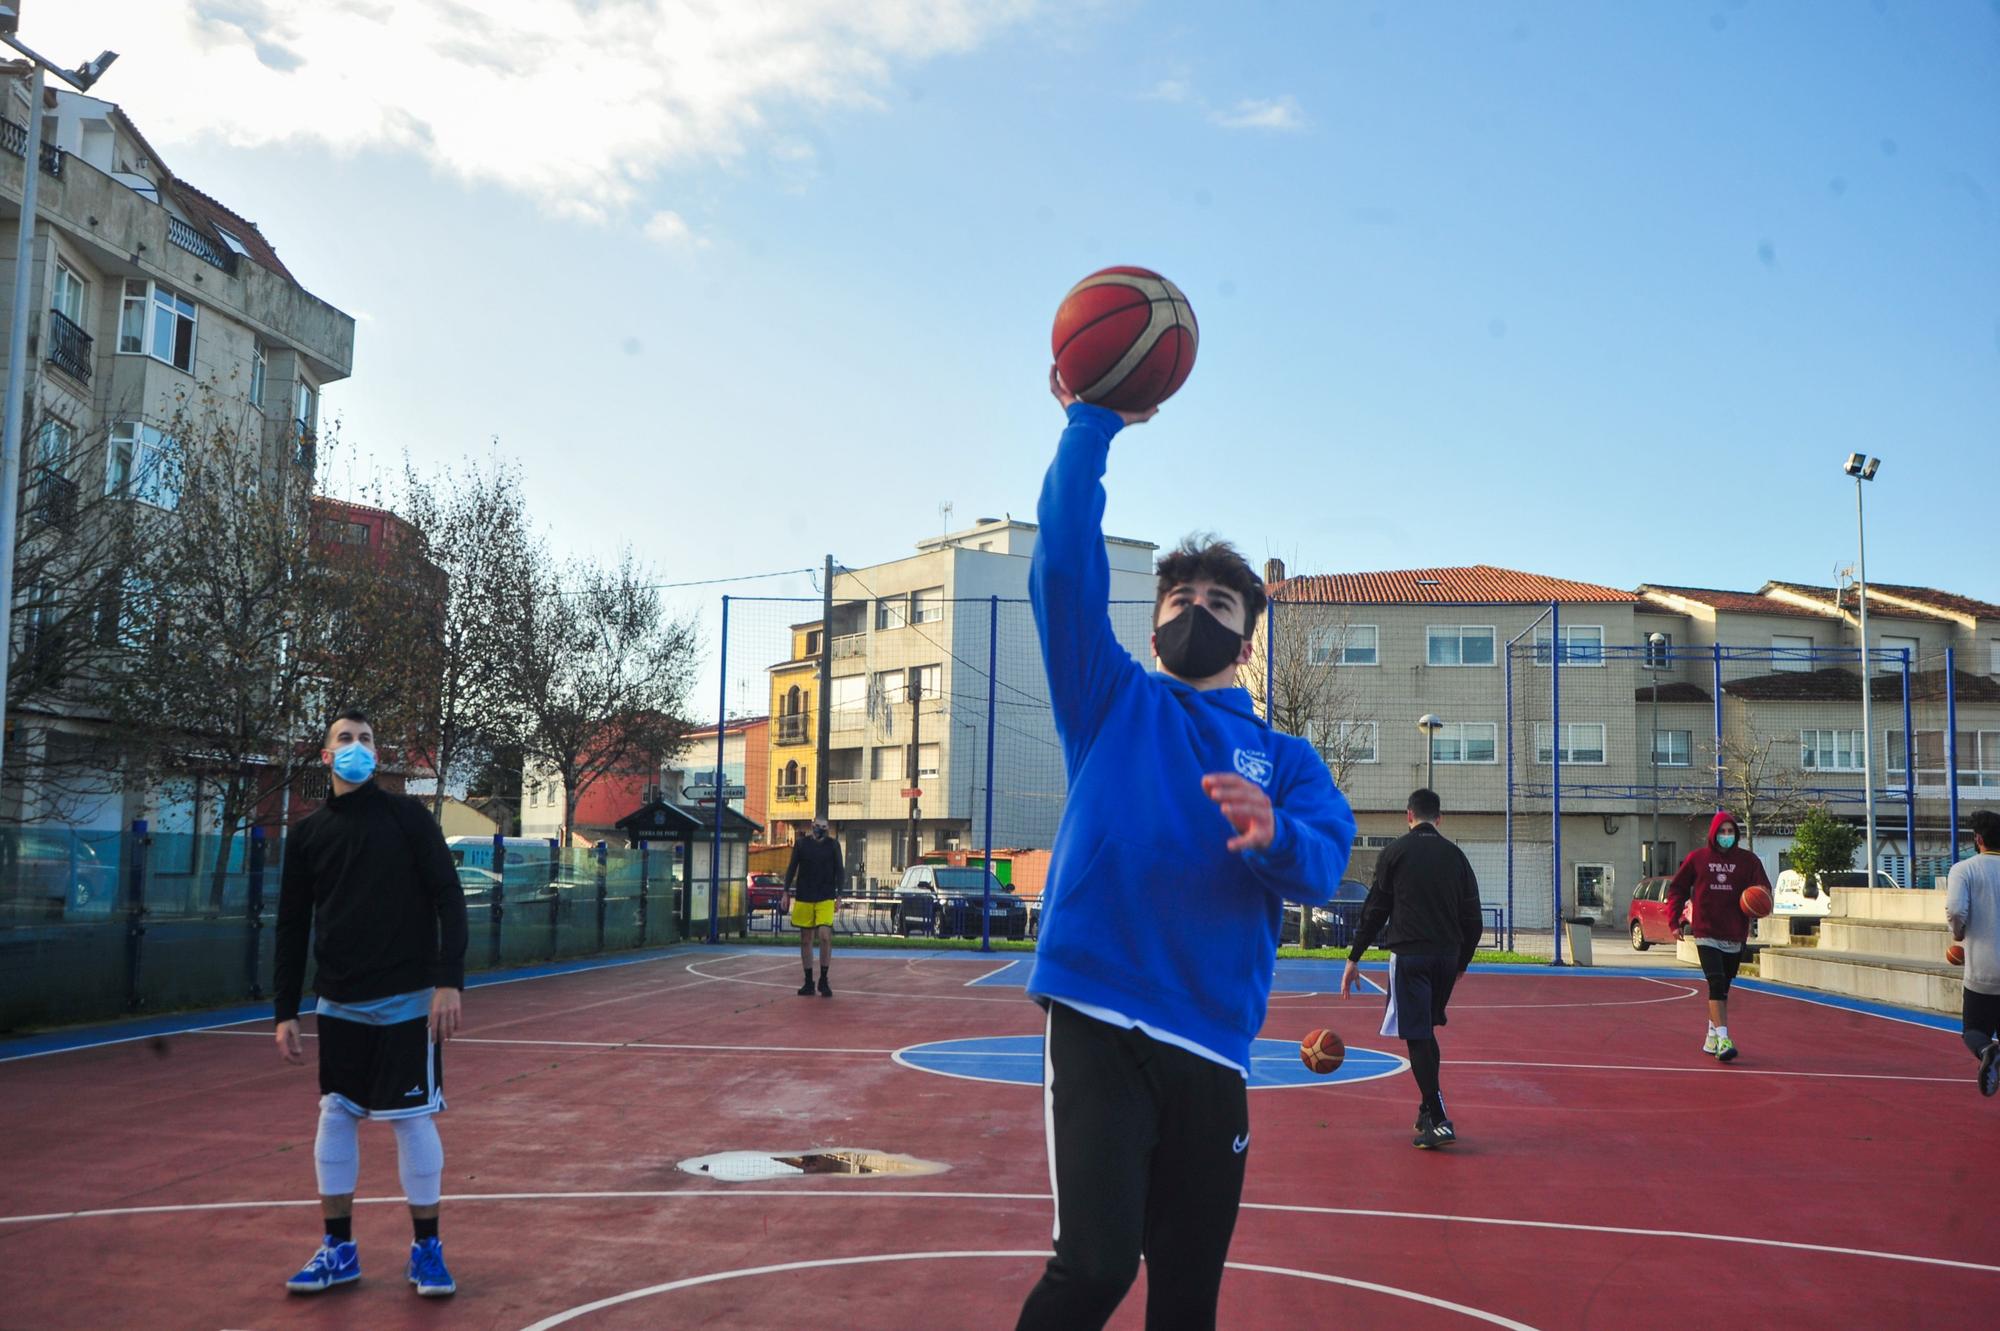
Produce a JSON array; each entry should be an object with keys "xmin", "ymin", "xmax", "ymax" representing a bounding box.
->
[{"xmin": 1014, "ymin": 369, "xmax": 1357, "ymax": 1331}]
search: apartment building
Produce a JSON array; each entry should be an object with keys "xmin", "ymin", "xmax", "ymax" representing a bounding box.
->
[
  {"xmin": 766, "ymin": 515, "xmax": 1157, "ymax": 891},
  {"xmin": 1, "ymin": 83, "xmax": 354, "ymax": 833}
]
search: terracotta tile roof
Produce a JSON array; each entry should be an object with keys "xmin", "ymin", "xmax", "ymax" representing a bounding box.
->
[
  {"xmin": 1867, "ymin": 583, "xmax": 2000, "ymax": 621},
  {"xmin": 1271, "ymin": 565, "xmax": 1635, "ymax": 605},
  {"xmin": 1722, "ymin": 668, "xmax": 2000, "ymax": 704},
  {"xmin": 1638, "ymin": 585, "xmax": 1837, "ymax": 620},
  {"xmin": 165, "ymin": 178, "xmax": 296, "ymax": 283},
  {"xmin": 1760, "ymin": 582, "xmax": 1935, "ymax": 622},
  {"xmin": 1631, "ymin": 682, "xmax": 1712, "ymax": 704}
]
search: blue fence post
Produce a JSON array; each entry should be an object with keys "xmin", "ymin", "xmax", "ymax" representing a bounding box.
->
[
  {"xmin": 1504, "ymin": 640, "xmax": 1515, "ymax": 954},
  {"xmin": 1945, "ymin": 648, "xmax": 1960, "ymax": 865},
  {"xmin": 710, "ymin": 595, "xmax": 730, "ymax": 946},
  {"xmin": 637, "ymin": 841, "xmax": 651, "ymax": 947},
  {"xmin": 1711, "ymin": 645, "xmax": 1725, "ymax": 809},
  {"xmin": 1900, "ymin": 648, "xmax": 1916, "ymax": 884},
  {"xmin": 489, "ymin": 833, "xmax": 506, "ymax": 967},
  {"xmin": 124, "ymin": 818, "xmax": 151, "ymax": 1011},
  {"xmin": 245, "ymin": 825, "xmax": 267, "ymax": 999},
  {"xmin": 594, "ymin": 839, "xmax": 608, "ymax": 950},
  {"xmin": 982, "ymin": 594, "xmax": 999, "ymax": 953},
  {"xmin": 1551, "ymin": 601, "xmax": 1564, "ymax": 964}
]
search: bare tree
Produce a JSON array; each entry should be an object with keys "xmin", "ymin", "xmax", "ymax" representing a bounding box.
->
[
  {"xmin": 1242, "ymin": 601, "xmax": 1370, "ymax": 787},
  {"xmin": 395, "ymin": 452, "xmax": 537, "ymax": 819},
  {"xmin": 1708, "ymin": 731, "xmax": 1812, "ymax": 849},
  {"xmin": 511, "ymin": 551, "xmax": 700, "ymax": 843}
]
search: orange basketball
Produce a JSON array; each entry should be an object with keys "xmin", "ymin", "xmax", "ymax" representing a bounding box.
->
[
  {"xmin": 1946, "ymin": 943, "xmax": 1965, "ymax": 966},
  {"xmin": 1739, "ymin": 886, "xmax": 1773, "ymax": 919},
  {"xmin": 1299, "ymin": 1028, "xmax": 1345, "ymax": 1075},
  {"xmin": 1051, "ymin": 266, "xmax": 1198, "ymax": 413}
]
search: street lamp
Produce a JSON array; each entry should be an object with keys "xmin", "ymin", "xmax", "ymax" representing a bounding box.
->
[
  {"xmin": 0, "ymin": 15, "xmax": 120, "ymax": 786},
  {"xmin": 1646, "ymin": 632, "xmax": 1666, "ymax": 877},
  {"xmin": 1416, "ymin": 714, "xmax": 1444, "ymax": 792},
  {"xmin": 1843, "ymin": 453, "xmax": 1881, "ymax": 884}
]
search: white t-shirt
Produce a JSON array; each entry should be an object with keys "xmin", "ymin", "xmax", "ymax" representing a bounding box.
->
[{"xmin": 1945, "ymin": 852, "xmax": 2000, "ymax": 997}]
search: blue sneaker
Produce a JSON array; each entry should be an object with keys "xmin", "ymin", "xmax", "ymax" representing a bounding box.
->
[
  {"xmin": 285, "ymin": 1237, "xmax": 359, "ymax": 1293},
  {"xmin": 407, "ymin": 1237, "xmax": 457, "ymax": 1297}
]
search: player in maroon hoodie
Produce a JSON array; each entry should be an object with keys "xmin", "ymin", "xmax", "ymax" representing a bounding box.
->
[{"xmin": 1665, "ymin": 811, "xmax": 1770, "ymax": 1062}]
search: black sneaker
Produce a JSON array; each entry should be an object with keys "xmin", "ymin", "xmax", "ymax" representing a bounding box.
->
[
  {"xmin": 797, "ymin": 977, "xmax": 815, "ymax": 996},
  {"xmin": 1413, "ymin": 1119, "xmax": 1456, "ymax": 1150},
  {"xmin": 817, "ymin": 975, "xmax": 832, "ymax": 998},
  {"xmin": 1980, "ymin": 1040, "xmax": 1999, "ymax": 1098},
  {"xmin": 1414, "ymin": 1107, "xmax": 1434, "ymax": 1135}
]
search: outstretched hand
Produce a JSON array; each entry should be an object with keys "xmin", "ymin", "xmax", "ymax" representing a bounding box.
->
[
  {"xmin": 1202, "ymin": 773, "xmax": 1274, "ymax": 853},
  {"xmin": 1049, "ymin": 365, "xmax": 1158, "ymax": 426}
]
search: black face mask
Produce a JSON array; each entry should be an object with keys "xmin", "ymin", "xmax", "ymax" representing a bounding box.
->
[{"xmin": 1156, "ymin": 604, "xmax": 1245, "ymax": 680}]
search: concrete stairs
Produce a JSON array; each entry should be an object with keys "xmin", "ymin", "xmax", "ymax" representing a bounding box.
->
[{"xmin": 1757, "ymin": 888, "xmax": 1962, "ymax": 1015}]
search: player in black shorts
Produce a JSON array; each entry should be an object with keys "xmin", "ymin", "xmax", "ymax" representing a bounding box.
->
[
  {"xmin": 1341, "ymin": 789, "xmax": 1483, "ymax": 1147},
  {"xmin": 273, "ymin": 710, "xmax": 468, "ymax": 1297}
]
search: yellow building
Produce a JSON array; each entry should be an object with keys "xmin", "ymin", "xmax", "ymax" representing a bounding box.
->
[{"xmin": 767, "ymin": 619, "xmax": 824, "ymax": 836}]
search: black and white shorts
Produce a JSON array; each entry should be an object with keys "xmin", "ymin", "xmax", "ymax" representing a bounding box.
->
[
  {"xmin": 1965, "ymin": 986, "xmax": 2000, "ymax": 1040},
  {"xmin": 1379, "ymin": 951, "xmax": 1460, "ymax": 1041},
  {"xmin": 317, "ymin": 1007, "xmax": 444, "ymax": 1119}
]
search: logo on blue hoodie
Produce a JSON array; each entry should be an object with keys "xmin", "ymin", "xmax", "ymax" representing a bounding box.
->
[{"xmin": 1233, "ymin": 749, "xmax": 1273, "ymax": 786}]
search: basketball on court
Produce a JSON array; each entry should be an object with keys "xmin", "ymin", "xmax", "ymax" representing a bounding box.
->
[
  {"xmin": 1051, "ymin": 266, "xmax": 1198, "ymax": 413},
  {"xmin": 1739, "ymin": 886, "xmax": 1772, "ymax": 918},
  {"xmin": 1299, "ymin": 1028, "xmax": 1345, "ymax": 1075}
]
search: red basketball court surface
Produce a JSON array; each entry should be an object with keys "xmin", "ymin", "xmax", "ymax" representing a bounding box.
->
[{"xmin": 1, "ymin": 945, "xmax": 1992, "ymax": 1329}]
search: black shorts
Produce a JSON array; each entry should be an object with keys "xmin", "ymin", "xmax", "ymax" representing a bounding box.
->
[
  {"xmin": 317, "ymin": 1013, "xmax": 444, "ymax": 1119},
  {"xmin": 1966, "ymin": 987, "xmax": 2000, "ymax": 1041},
  {"xmin": 1696, "ymin": 943, "xmax": 1743, "ymax": 1001},
  {"xmin": 1381, "ymin": 952, "xmax": 1459, "ymax": 1041}
]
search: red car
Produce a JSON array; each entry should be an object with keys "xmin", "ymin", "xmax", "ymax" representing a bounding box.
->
[
  {"xmin": 747, "ymin": 872, "xmax": 790, "ymax": 914},
  {"xmin": 1626, "ymin": 876, "xmax": 1684, "ymax": 950}
]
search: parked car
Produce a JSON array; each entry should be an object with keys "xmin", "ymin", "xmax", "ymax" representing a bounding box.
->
[
  {"xmin": 1279, "ymin": 879, "xmax": 1371, "ymax": 948},
  {"xmin": 747, "ymin": 871, "xmax": 790, "ymax": 913},
  {"xmin": 1627, "ymin": 876, "xmax": 1679, "ymax": 949},
  {"xmin": 0, "ymin": 829, "xmax": 119, "ymax": 922},
  {"xmin": 893, "ymin": 865, "xmax": 1028, "ymax": 940}
]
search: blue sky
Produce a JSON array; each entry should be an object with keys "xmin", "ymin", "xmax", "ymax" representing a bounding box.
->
[{"xmin": 47, "ymin": 2, "xmax": 2000, "ymax": 622}]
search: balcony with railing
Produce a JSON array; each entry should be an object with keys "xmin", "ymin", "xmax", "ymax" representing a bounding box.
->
[
  {"xmin": 774, "ymin": 713, "xmax": 811, "ymax": 746},
  {"xmin": 0, "ymin": 117, "xmax": 64, "ymax": 179},
  {"xmin": 774, "ymin": 782, "xmax": 810, "ymax": 803},
  {"xmin": 166, "ymin": 216, "xmax": 237, "ymax": 274},
  {"xmin": 827, "ymin": 778, "xmax": 865, "ymax": 807},
  {"xmin": 45, "ymin": 309, "xmax": 91, "ymax": 383},
  {"xmin": 28, "ymin": 469, "xmax": 78, "ymax": 532},
  {"xmin": 833, "ymin": 633, "xmax": 866, "ymax": 660}
]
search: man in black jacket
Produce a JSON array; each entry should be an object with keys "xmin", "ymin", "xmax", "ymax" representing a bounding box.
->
[
  {"xmin": 272, "ymin": 710, "xmax": 468, "ymax": 1297},
  {"xmin": 1340, "ymin": 789, "xmax": 1482, "ymax": 1149},
  {"xmin": 785, "ymin": 819, "xmax": 843, "ymax": 996}
]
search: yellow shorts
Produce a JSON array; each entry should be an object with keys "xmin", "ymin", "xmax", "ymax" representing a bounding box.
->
[{"xmin": 791, "ymin": 898, "xmax": 835, "ymax": 930}]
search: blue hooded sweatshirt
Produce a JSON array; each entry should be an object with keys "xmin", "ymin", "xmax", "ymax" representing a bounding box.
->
[{"xmin": 1025, "ymin": 402, "xmax": 1358, "ymax": 1070}]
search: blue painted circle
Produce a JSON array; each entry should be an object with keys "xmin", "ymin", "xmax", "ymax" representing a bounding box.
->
[{"xmin": 894, "ymin": 1034, "xmax": 1406, "ymax": 1089}]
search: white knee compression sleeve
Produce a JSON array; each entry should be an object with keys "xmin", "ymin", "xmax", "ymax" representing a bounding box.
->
[
  {"xmin": 314, "ymin": 1095, "xmax": 361, "ymax": 1197},
  {"xmin": 390, "ymin": 1113, "xmax": 444, "ymax": 1207}
]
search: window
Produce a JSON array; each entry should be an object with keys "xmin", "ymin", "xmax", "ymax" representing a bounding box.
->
[
  {"xmin": 1575, "ymin": 864, "xmax": 1611, "ymax": 911},
  {"xmin": 1878, "ymin": 635, "xmax": 1920, "ymax": 668},
  {"xmin": 873, "ymin": 669, "xmax": 906, "ymax": 706},
  {"xmin": 871, "ymin": 747, "xmax": 902, "ymax": 780},
  {"xmin": 917, "ymin": 744, "xmax": 940, "ymax": 781},
  {"xmin": 875, "ymin": 595, "xmax": 906, "ymax": 630},
  {"xmin": 215, "ymin": 227, "xmax": 252, "ymax": 259},
  {"xmin": 1651, "ymin": 729, "xmax": 1692, "ymax": 768},
  {"xmin": 117, "ymin": 279, "xmax": 197, "ymax": 371},
  {"xmin": 294, "ymin": 379, "xmax": 317, "ymax": 461},
  {"xmin": 34, "ymin": 418, "xmax": 74, "ymax": 468},
  {"xmin": 1772, "ymin": 634, "xmax": 1813, "ymax": 672},
  {"xmin": 1643, "ymin": 633, "xmax": 1673, "ymax": 669},
  {"xmin": 911, "ymin": 587, "xmax": 944, "ymax": 625},
  {"xmin": 1431, "ymin": 721, "xmax": 1498, "ymax": 764},
  {"xmin": 1312, "ymin": 624, "xmax": 1378, "ymax": 666},
  {"xmin": 1329, "ymin": 720, "xmax": 1378, "ymax": 763},
  {"xmin": 1891, "ymin": 729, "xmax": 2000, "ymax": 789},
  {"xmin": 830, "ymin": 675, "xmax": 865, "ymax": 720},
  {"xmin": 803, "ymin": 630, "xmax": 821, "ymax": 657},
  {"xmin": 1426, "ymin": 625, "xmax": 1495, "ymax": 667},
  {"xmin": 96, "ymin": 573, "xmax": 156, "ymax": 650},
  {"xmin": 1534, "ymin": 625, "xmax": 1605, "ymax": 666},
  {"xmin": 1641, "ymin": 841, "xmax": 1678, "ymax": 877},
  {"xmin": 249, "ymin": 344, "xmax": 266, "ymax": 408},
  {"xmin": 1991, "ymin": 639, "xmax": 2000, "ymax": 675},
  {"xmin": 106, "ymin": 423, "xmax": 179, "ymax": 508},
  {"xmin": 911, "ymin": 663, "xmax": 940, "ymax": 700},
  {"xmin": 320, "ymin": 519, "xmax": 370, "ymax": 546},
  {"xmin": 1534, "ymin": 722, "xmax": 1607, "ymax": 765},
  {"xmin": 1800, "ymin": 729, "xmax": 1865, "ymax": 772},
  {"xmin": 52, "ymin": 262, "xmax": 86, "ymax": 326}
]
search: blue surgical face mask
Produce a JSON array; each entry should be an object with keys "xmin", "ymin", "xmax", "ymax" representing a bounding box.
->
[
  {"xmin": 331, "ymin": 742, "xmax": 376, "ymax": 785},
  {"xmin": 1717, "ymin": 831, "xmax": 1737, "ymax": 850}
]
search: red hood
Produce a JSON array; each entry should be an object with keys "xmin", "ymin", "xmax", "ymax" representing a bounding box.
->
[{"xmin": 1707, "ymin": 811, "xmax": 1740, "ymax": 851}]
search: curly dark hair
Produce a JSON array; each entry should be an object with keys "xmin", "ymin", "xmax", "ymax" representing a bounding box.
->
[{"xmin": 1154, "ymin": 536, "xmax": 1266, "ymax": 632}]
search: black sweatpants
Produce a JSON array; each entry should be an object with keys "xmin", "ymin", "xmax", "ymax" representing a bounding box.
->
[
  {"xmin": 1015, "ymin": 1002, "xmax": 1250, "ymax": 1331},
  {"xmin": 1696, "ymin": 942, "xmax": 1744, "ymax": 1001},
  {"xmin": 1964, "ymin": 987, "xmax": 2000, "ymax": 1058}
]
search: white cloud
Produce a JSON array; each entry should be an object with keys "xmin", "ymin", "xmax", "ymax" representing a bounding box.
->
[
  {"xmin": 1142, "ymin": 77, "xmax": 1192, "ymax": 103},
  {"xmin": 1211, "ymin": 95, "xmax": 1307, "ymax": 132},
  {"xmin": 38, "ymin": 1, "xmax": 1040, "ymax": 221},
  {"xmin": 642, "ymin": 209, "xmax": 706, "ymax": 249}
]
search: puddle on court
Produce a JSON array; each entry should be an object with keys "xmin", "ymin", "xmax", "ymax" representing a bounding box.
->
[{"xmin": 677, "ymin": 1149, "xmax": 948, "ymax": 1183}]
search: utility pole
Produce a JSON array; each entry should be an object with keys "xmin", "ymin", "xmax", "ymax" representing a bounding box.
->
[
  {"xmin": 815, "ymin": 554, "xmax": 833, "ymax": 823},
  {"xmin": 906, "ymin": 669, "xmax": 923, "ymax": 866}
]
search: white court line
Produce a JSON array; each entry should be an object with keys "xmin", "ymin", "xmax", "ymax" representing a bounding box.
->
[
  {"xmin": 684, "ymin": 955, "xmax": 1027, "ymax": 1003},
  {"xmin": 189, "ymin": 1031, "xmax": 899, "ymax": 1055},
  {"xmin": 1446, "ymin": 1057, "xmax": 1963, "ymax": 1085},
  {"xmin": 964, "ymin": 958, "xmax": 1023, "ymax": 987},
  {"xmin": 8, "ymin": 1190, "xmax": 1995, "ymax": 1280},
  {"xmin": 513, "ymin": 1251, "xmax": 1543, "ymax": 1331}
]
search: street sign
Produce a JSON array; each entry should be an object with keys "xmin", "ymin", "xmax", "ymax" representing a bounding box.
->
[{"xmin": 900, "ymin": 788, "xmax": 923, "ymax": 799}]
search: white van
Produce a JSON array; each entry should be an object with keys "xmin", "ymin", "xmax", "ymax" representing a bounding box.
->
[
  {"xmin": 446, "ymin": 835, "xmax": 558, "ymax": 899},
  {"xmin": 1772, "ymin": 868, "xmax": 1899, "ymax": 917}
]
